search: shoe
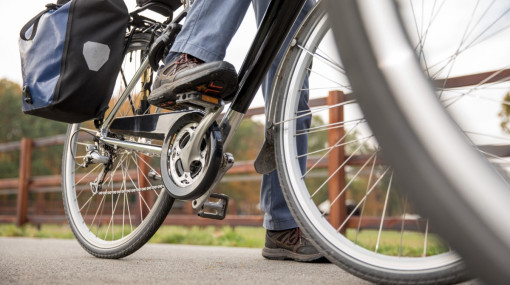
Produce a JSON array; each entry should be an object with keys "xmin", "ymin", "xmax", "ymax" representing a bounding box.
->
[
  {"xmin": 262, "ymin": 227, "xmax": 324, "ymax": 262},
  {"xmin": 148, "ymin": 53, "xmax": 238, "ymax": 108}
]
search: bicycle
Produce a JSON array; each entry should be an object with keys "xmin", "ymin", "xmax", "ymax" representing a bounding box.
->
[
  {"xmin": 325, "ymin": 1, "xmax": 510, "ymax": 284},
  {"xmin": 60, "ymin": 0, "xmax": 509, "ymax": 284}
]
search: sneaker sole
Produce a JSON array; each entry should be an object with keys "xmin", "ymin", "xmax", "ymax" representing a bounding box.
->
[{"xmin": 262, "ymin": 247, "xmax": 324, "ymax": 262}]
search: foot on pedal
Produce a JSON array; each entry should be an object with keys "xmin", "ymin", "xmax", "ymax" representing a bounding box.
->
[
  {"xmin": 198, "ymin": 193, "xmax": 229, "ymax": 220},
  {"xmin": 148, "ymin": 54, "xmax": 237, "ymax": 109}
]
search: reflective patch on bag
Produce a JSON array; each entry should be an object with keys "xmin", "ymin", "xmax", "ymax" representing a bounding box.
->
[{"xmin": 83, "ymin": 41, "xmax": 110, "ymax": 71}]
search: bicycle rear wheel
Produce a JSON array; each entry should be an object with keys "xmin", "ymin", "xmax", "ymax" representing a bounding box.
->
[
  {"xmin": 62, "ymin": 32, "xmax": 174, "ymax": 259},
  {"xmin": 273, "ymin": 1, "xmax": 466, "ymax": 284},
  {"xmin": 327, "ymin": 0, "xmax": 510, "ymax": 283}
]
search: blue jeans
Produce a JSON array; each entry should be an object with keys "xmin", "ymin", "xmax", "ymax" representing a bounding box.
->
[{"xmin": 167, "ymin": 0, "xmax": 314, "ymax": 230}]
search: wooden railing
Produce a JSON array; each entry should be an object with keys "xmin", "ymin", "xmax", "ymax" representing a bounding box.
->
[
  {"xmin": 1, "ymin": 92, "xmax": 349, "ymax": 227},
  {"xmin": 0, "ymin": 91, "xmax": 424, "ymax": 231},
  {"xmin": 3, "ymin": 65, "xmax": 507, "ymax": 231}
]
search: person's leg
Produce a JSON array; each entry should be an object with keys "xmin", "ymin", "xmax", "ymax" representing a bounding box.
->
[
  {"xmin": 166, "ymin": 0, "xmax": 251, "ymax": 63},
  {"xmin": 151, "ymin": 0, "xmax": 251, "ymax": 107},
  {"xmin": 253, "ymin": 0, "xmax": 314, "ymax": 231}
]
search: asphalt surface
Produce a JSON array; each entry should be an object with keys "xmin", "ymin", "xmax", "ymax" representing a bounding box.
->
[{"xmin": 0, "ymin": 237, "xmax": 373, "ymax": 285}]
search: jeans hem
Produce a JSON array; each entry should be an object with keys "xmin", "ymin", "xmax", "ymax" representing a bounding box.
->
[
  {"xmin": 170, "ymin": 41, "xmax": 224, "ymax": 62},
  {"xmin": 263, "ymin": 216, "xmax": 298, "ymax": 231}
]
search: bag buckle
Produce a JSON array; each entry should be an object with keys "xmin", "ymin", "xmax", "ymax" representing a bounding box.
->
[{"xmin": 23, "ymin": 86, "xmax": 33, "ymax": 104}]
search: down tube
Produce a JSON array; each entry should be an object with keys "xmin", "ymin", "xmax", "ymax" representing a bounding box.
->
[{"xmin": 220, "ymin": 0, "xmax": 306, "ymax": 146}]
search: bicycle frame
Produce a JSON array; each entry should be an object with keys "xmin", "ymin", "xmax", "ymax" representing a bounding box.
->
[
  {"xmin": 100, "ymin": 0, "xmax": 307, "ymax": 156},
  {"xmin": 220, "ymin": 0, "xmax": 307, "ymax": 149}
]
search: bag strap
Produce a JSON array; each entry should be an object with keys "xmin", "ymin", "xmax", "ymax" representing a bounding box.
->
[{"xmin": 20, "ymin": 3, "xmax": 61, "ymax": 41}]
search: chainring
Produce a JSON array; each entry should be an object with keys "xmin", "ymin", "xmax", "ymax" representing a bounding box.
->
[{"xmin": 160, "ymin": 113, "xmax": 223, "ymax": 200}]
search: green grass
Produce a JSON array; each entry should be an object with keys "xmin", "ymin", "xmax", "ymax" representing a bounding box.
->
[
  {"xmin": 345, "ymin": 229, "xmax": 449, "ymax": 257},
  {"xmin": 0, "ymin": 224, "xmax": 449, "ymax": 256},
  {"xmin": 0, "ymin": 224, "xmax": 266, "ymax": 248},
  {"xmin": 0, "ymin": 224, "xmax": 75, "ymax": 239},
  {"xmin": 149, "ymin": 226, "xmax": 265, "ymax": 248}
]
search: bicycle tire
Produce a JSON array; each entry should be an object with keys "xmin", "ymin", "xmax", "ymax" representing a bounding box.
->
[
  {"xmin": 62, "ymin": 32, "xmax": 175, "ymax": 259},
  {"xmin": 327, "ymin": 1, "xmax": 510, "ymax": 284},
  {"xmin": 273, "ymin": 1, "xmax": 468, "ymax": 284}
]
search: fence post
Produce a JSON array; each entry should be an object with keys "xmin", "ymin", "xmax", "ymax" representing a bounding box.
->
[
  {"xmin": 327, "ymin": 91, "xmax": 347, "ymax": 233},
  {"xmin": 16, "ymin": 138, "xmax": 33, "ymax": 226},
  {"xmin": 137, "ymin": 154, "xmax": 153, "ymax": 220}
]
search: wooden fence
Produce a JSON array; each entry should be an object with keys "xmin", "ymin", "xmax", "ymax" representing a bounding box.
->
[{"xmin": 0, "ymin": 91, "xmax": 429, "ymax": 231}]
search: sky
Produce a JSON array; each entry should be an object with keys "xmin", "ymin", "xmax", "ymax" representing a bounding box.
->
[
  {"xmin": 2, "ymin": 1, "xmax": 510, "ymax": 145},
  {"xmin": 0, "ymin": 0, "xmax": 265, "ymax": 106}
]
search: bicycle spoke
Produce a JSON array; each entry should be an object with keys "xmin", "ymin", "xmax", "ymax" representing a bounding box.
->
[
  {"xmin": 375, "ymin": 172, "xmax": 393, "ymax": 253},
  {"xmin": 275, "ymin": 100, "xmax": 356, "ymax": 126},
  {"xmin": 354, "ymin": 153, "xmax": 379, "ymax": 244},
  {"xmin": 299, "ymin": 135, "xmax": 373, "ymax": 160},
  {"xmin": 75, "ymin": 163, "xmax": 102, "ymax": 186},
  {"xmin": 441, "ymin": 66, "xmax": 510, "ymax": 107},
  {"xmin": 296, "ymin": 118, "xmax": 366, "ymax": 136},
  {"xmin": 90, "ymin": 194, "xmax": 106, "ymax": 232},
  {"xmin": 337, "ymin": 167, "xmax": 392, "ymax": 233},
  {"xmin": 308, "ymin": 141, "xmax": 366, "ymax": 195},
  {"xmin": 399, "ymin": 194, "xmax": 409, "ymax": 257},
  {"xmin": 132, "ymin": 153, "xmax": 162, "ymax": 198},
  {"xmin": 319, "ymin": 152, "xmax": 378, "ymax": 211},
  {"xmin": 79, "ymin": 193, "xmax": 95, "ymax": 212},
  {"xmin": 296, "ymin": 44, "xmax": 345, "ymax": 74},
  {"xmin": 306, "ymin": 67, "xmax": 351, "ymax": 91},
  {"xmin": 122, "ymin": 190, "xmax": 126, "ymax": 238}
]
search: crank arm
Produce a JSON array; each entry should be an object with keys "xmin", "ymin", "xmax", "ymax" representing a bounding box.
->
[
  {"xmin": 192, "ymin": 152, "xmax": 234, "ymax": 210},
  {"xmin": 180, "ymin": 104, "xmax": 224, "ymax": 172}
]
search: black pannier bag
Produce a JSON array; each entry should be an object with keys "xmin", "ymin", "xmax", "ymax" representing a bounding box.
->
[{"xmin": 19, "ymin": 0, "xmax": 129, "ymax": 123}]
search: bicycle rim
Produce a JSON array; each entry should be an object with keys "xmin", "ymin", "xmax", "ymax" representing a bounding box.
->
[
  {"xmin": 62, "ymin": 33, "xmax": 174, "ymax": 258},
  {"xmin": 327, "ymin": 0, "xmax": 510, "ymax": 283},
  {"xmin": 273, "ymin": 1, "xmax": 466, "ymax": 284}
]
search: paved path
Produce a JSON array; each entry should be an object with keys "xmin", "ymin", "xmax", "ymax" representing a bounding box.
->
[{"xmin": 0, "ymin": 237, "xmax": 372, "ymax": 285}]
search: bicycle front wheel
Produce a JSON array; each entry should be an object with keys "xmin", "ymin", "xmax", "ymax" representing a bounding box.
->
[
  {"xmin": 273, "ymin": 1, "xmax": 467, "ymax": 284},
  {"xmin": 327, "ymin": 0, "xmax": 510, "ymax": 284},
  {"xmin": 62, "ymin": 32, "xmax": 174, "ymax": 259}
]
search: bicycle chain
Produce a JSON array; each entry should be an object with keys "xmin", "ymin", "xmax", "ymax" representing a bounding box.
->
[{"xmin": 97, "ymin": 185, "xmax": 165, "ymax": 195}]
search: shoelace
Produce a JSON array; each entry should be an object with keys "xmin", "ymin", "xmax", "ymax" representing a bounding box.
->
[
  {"xmin": 169, "ymin": 54, "xmax": 200, "ymax": 75},
  {"xmin": 287, "ymin": 228, "xmax": 303, "ymax": 245}
]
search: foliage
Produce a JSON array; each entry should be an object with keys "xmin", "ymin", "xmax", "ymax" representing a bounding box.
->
[
  {"xmin": 498, "ymin": 92, "xmax": 510, "ymax": 134},
  {"xmin": 0, "ymin": 79, "xmax": 68, "ymax": 178},
  {"xmin": 228, "ymin": 118, "xmax": 265, "ymax": 161},
  {"xmin": 0, "ymin": 79, "xmax": 68, "ymax": 142},
  {"xmin": 215, "ymin": 119, "xmax": 265, "ymax": 213}
]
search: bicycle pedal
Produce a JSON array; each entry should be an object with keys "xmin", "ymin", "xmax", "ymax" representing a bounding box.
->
[
  {"xmin": 175, "ymin": 91, "xmax": 224, "ymax": 109},
  {"xmin": 197, "ymin": 193, "xmax": 229, "ymax": 220}
]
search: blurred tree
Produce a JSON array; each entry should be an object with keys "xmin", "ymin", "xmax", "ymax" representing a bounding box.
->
[
  {"xmin": 216, "ymin": 118, "xmax": 265, "ymax": 213},
  {"xmin": 227, "ymin": 117, "xmax": 265, "ymax": 161},
  {"xmin": 498, "ymin": 92, "xmax": 510, "ymax": 134},
  {"xmin": 0, "ymin": 79, "xmax": 68, "ymax": 178}
]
